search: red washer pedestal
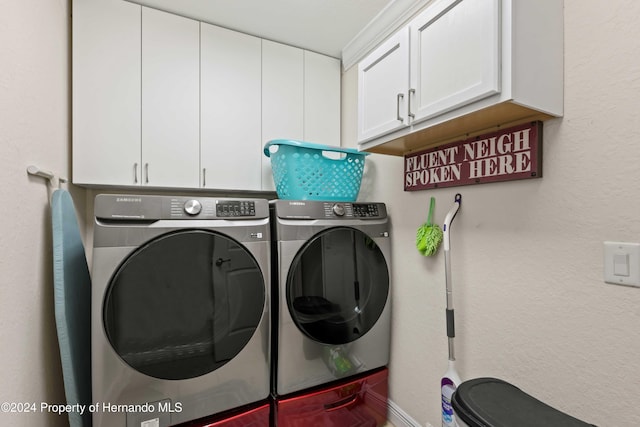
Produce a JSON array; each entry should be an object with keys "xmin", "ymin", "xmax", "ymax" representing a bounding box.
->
[
  {"xmin": 174, "ymin": 401, "xmax": 270, "ymax": 427},
  {"xmin": 276, "ymin": 368, "xmax": 389, "ymax": 427}
]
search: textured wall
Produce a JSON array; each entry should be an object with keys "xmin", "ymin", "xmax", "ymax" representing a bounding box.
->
[
  {"xmin": 343, "ymin": 1, "xmax": 640, "ymax": 426},
  {"xmin": 0, "ymin": 0, "xmax": 81, "ymax": 425}
]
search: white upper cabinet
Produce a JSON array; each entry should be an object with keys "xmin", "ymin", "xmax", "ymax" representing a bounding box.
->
[
  {"xmin": 261, "ymin": 41, "xmax": 341, "ymax": 191},
  {"xmin": 409, "ymin": 0, "xmax": 500, "ymax": 123},
  {"xmin": 72, "ymin": 0, "xmax": 141, "ymax": 186},
  {"xmin": 72, "ymin": 1, "xmax": 341, "ymax": 190},
  {"xmin": 261, "ymin": 40, "xmax": 304, "ymax": 191},
  {"xmin": 357, "ymin": 28, "xmax": 410, "ymax": 143},
  {"xmin": 357, "ymin": 0, "xmax": 563, "ymax": 156},
  {"xmin": 200, "ymin": 24, "xmax": 262, "ymax": 191},
  {"xmin": 304, "ymin": 51, "xmax": 341, "ymax": 146},
  {"xmin": 141, "ymin": 7, "xmax": 200, "ymax": 188},
  {"xmin": 72, "ymin": 1, "xmax": 200, "ymax": 187},
  {"xmin": 262, "ymin": 41, "xmax": 305, "ymax": 144}
]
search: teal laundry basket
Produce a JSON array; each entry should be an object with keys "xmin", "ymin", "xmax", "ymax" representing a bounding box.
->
[{"xmin": 264, "ymin": 140, "xmax": 369, "ymax": 201}]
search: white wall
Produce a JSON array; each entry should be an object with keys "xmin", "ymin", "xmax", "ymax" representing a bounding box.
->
[
  {"xmin": 343, "ymin": 1, "xmax": 640, "ymax": 426},
  {"xmin": 0, "ymin": 0, "xmax": 83, "ymax": 425}
]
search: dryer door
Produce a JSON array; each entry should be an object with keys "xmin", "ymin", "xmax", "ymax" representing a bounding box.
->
[
  {"xmin": 287, "ymin": 227, "xmax": 389, "ymax": 345},
  {"xmin": 103, "ymin": 230, "xmax": 265, "ymax": 380}
]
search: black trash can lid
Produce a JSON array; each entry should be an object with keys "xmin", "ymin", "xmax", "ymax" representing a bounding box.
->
[{"xmin": 451, "ymin": 378, "xmax": 595, "ymax": 427}]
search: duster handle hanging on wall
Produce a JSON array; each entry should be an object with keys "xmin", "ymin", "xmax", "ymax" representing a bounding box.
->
[
  {"xmin": 443, "ymin": 193, "xmax": 461, "ymax": 350},
  {"xmin": 441, "ymin": 193, "xmax": 462, "ymax": 427}
]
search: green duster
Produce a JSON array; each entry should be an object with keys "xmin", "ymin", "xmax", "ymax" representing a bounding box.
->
[{"xmin": 416, "ymin": 196, "xmax": 443, "ymax": 256}]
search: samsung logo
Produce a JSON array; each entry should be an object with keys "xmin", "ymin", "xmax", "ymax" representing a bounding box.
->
[
  {"xmin": 116, "ymin": 197, "xmax": 142, "ymax": 203},
  {"xmin": 288, "ymin": 201, "xmax": 306, "ymax": 206}
]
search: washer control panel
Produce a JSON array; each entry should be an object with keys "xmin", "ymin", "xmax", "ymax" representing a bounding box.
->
[
  {"xmin": 332, "ymin": 203, "xmax": 346, "ymax": 216},
  {"xmin": 183, "ymin": 199, "xmax": 202, "ymax": 216},
  {"xmin": 94, "ymin": 194, "xmax": 268, "ymax": 220},
  {"xmin": 171, "ymin": 198, "xmax": 257, "ymax": 218},
  {"xmin": 216, "ymin": 201, "xmax": 256, "ymax": 217}
]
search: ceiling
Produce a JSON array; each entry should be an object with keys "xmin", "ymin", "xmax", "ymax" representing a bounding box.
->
[{"xmin": 126, "ymin": 0, "xmax": 392, "ymax": 58}]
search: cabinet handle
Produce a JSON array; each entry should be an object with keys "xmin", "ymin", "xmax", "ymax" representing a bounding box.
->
[
  {"xmin": 396, "ymin": 93, "xmax": 405, "ymax": 123},
  {"xmin": 145, "ymin": 163, "xmax": 149, "ymax": 184},
  {"xmin": 408, "ymin": 88, "xmax": 416, "ymax": 119},
  {"xmin": 202, "ymin": 168, "xmax": 206, "ymax": 187},
  {"xmin": 134, "ymin": 163, "xmax": 138, "ymax": 184}
]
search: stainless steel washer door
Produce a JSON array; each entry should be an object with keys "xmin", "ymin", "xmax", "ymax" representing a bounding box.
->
[
  {"xmin": 103, "ymin": 229, "xmax": 265, "ymax": 380},
  {"xmin": 286, "ymin": 227, "xmax": 389, "ymax": 345}
]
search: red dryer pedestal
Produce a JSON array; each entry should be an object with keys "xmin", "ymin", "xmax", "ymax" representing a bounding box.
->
[
  {"xmin": 276, "ymin": 368, "xmax": 389, "ymax": 427},
  {"xmin": 173, "ymin": 401, "xmax": 270, "ymax": 427}
]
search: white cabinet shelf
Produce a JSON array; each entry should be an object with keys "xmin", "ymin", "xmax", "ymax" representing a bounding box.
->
[{"xmin": 357, "ymin": 0, "xmax": 563, "ymax": 156}]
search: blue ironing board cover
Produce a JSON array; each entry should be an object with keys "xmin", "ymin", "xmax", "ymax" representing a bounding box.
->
[{"xmin": 51, "ymin": 189, "xmax": 92, "ymax": 427}]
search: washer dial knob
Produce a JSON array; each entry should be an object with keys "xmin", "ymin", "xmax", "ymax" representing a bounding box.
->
[
  {"xmin": 184, "ymin": 199, "xmax": 202, "ymax": 216},
  {"xmin": 332, "ymin": 203, "xmax": 345, "ymax": 216}
]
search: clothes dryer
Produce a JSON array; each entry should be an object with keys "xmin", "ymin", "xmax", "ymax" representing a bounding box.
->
[
  {"xmin": 271, "ymin": 200, "xmax": 391, "ymax": 396},
  {"xmin": 91, "ymin": 194, "xmax": 270, "ymax": 427}
]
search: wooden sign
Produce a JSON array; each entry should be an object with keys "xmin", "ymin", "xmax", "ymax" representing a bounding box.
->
[{"xmin": 404, "ymin": 121, "xmax": 542, "ymax": 191}]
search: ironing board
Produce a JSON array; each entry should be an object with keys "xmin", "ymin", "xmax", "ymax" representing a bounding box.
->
[{"xmin": 51, "ymin": 189, "xmax": 92, "ymax": 427}]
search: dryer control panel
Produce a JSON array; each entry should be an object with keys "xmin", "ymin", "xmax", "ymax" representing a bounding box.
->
[{"xmin": 273, "ymin": 200, "xmax": 387, "ymax": 220}]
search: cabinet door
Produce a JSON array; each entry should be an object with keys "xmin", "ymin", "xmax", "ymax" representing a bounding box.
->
[
  {"xmin": 357, "ymin": 27, "xmax": 410, "ymax": 143},
  {"xmin": 410, "ymin": 0, "xmax": 500, "ymax": 123},
  {"xmin": 261, "ymin": 40, "xmax": 304, "ymax": 191},
  {"xmin": 142, "ymin": 7, "xmax": 200, "ymax": 188},
  {"xmin": 72, "ymin": 0, "xmax": 141, "ymax": 186},
  {"xmin": 201, "ymin": 24, "xmax": 262, "ymax": 190},
  {"xmin": 304, "ymin": 51, "xmax": 341, "ymax": 146}
]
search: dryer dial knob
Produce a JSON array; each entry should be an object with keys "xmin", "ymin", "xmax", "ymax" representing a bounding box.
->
[
  {"xmin": 184, "ymin": 199, "xmax": 202, "ymax": 216},
  {"xmin": 332, "ymin": 203, "xmax": 345, "ymax": 216}
]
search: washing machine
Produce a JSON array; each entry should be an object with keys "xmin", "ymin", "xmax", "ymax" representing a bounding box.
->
[
  {"xmin": 91, "ymin": 194, "xmax": 271, "ymax": 427},
  {"xmin": 271, "ymin": 200, "xmax": 391, "ymax": 397}
]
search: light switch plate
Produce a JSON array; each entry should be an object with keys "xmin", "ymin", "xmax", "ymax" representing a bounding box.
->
[{"xmin": 604, "ymin": 241, "xmax": 640, "ymax": 287}]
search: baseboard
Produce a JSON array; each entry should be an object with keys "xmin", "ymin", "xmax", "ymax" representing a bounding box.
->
[{"xmin": 387, "ymin": 399, "xmax": 424, "ymax": 427}]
